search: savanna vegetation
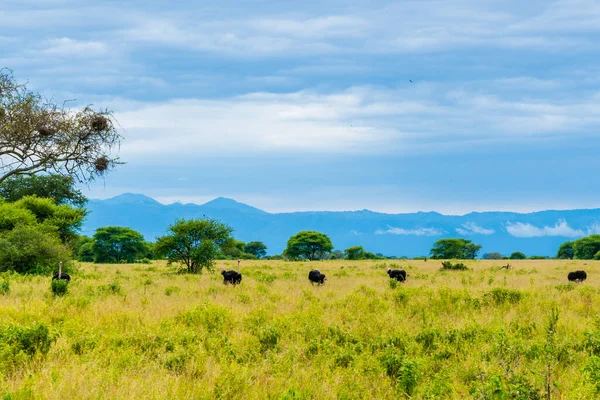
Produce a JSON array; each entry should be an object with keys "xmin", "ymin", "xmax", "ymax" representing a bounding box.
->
[{"xmin": 2, "ymin": 259, "xmax": 600, "ymax": 399}]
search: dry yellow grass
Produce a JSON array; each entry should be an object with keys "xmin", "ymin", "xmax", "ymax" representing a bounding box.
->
[{"xmin": 1, "ymin": 259, "xmax": 600, "ymax": 399}]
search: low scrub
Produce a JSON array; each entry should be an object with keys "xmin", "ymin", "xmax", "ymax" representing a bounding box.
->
[
  {"xmin": 50, "ymin": 279, "xmax": 69, "ymax": 296},
  {"xmin": 0, "ymin": 323, "xmax": 56, "ymax": 373},
  {"xmin": 440, "ymin": 261, "xmax": 469, "ymax": 271},
  {"xmin": 484, "ymin": 288, "xmax": 523, "ymax": 305}
]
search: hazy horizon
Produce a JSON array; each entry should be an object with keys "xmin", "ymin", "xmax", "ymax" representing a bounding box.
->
[{"xmin": 90, "ymin": 192, "xmax": 600, "ymax": 216}]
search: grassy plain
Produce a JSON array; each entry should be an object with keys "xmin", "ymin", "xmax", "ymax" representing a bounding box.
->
[{"xmin": 1, "ymin": 259, "xmax": 600, "ymax": 399}]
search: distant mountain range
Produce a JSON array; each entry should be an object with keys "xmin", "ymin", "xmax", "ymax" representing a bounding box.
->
[{"xmin": 82, "ymin": 193, "xmax": 600, "ymax": 257}]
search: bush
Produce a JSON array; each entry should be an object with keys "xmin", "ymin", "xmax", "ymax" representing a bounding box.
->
[
  {"xmin": 440, "ymin": 261, "xmax": 469, "ymax": 271},
  {"xmin": 0, "ymin": 279, "xmax": 9, "ymax": 295},
  {"xmin": 0, "ymin": 224, "xmax": 72, "ymax": 274},
  {"xmin": 484, "ymin": 288, "xmax": 523, "ymax": 305},
  {"xmin": 380, "ymin": 348, "xmax": 421, "ymax": 395},
  {"xmin": 51, "ymin": 279, "xmax": 69, "ymax": 296},
  {"xmin": 99, "ymin": 281, "xmax": 122, "ymax": 295},
  {"xmin": 584, "ymin": 356, "xmax": 600, "ymax": 393},
  {"xmin": 0, "ymin": 323, "xmax": 56, "ymax": 373}
]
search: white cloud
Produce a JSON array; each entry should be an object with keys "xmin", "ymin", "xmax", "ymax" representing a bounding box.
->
[
  {"xmin": 456, "ymin": 222, "xmax": 495, "ymax": 235},
  {"xmin": 40, "ymin": 38, "xmax": 109, "ymax": 58},
  {"xmin": 110, "ymin": 83, "xmax": 600, "ymax": 160},
  {"xmin": 375, "ymin": 226, "xmax": 445, "ymax": 236},
  {"xmin": 505, "ymin": 219, "xmax": 600, "ymax": 238}
]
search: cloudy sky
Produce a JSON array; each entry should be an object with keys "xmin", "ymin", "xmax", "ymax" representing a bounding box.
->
[{"xmin": 2, "ymin": 0, "xmax": 599, "ymax": 214}]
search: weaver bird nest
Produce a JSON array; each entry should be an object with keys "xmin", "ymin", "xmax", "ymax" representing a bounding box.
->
[
  {"xmin": 91, "ymin": 115, "xmax": 109, "ymax": 132},
  {"xmin": 94, "ymin": 156, "xmax": 109, "ymax": 172}
]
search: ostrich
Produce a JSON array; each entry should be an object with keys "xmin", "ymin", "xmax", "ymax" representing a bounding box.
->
[{"xmin": 52, "ymin": 261, "xmax": 71, "ymax": 281}]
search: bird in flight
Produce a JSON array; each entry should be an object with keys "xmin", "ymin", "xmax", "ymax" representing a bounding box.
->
[{"xmin": 409, "ymin": 80, "xmax": 413, "ymax": 83}]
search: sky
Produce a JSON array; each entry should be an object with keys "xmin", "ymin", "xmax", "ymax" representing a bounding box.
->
[{"xmin": 1, "ymin": 0, "xmax": 600, "ymax": 214}]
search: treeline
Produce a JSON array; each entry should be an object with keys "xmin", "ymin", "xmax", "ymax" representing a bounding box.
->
[{"xmin": 3, "ymin": 175, "xmax": 600, "ymax": 277}]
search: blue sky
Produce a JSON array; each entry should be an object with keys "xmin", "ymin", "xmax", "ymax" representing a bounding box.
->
[{"xmin": 2, "ymin": 0, "xmax": 599, "ymax": 214}]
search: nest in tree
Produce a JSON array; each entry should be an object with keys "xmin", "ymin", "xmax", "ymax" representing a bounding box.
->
[
  {"xmin": 37, "ymin": 125, "xmax": 56, "ymax": 137},
  {"xmin": 91, "ymin": 115, "xmax": 109, "ymax": 132},
  {"xmin": 94, "ymin": 156, "xmax": 109, "ymax": 172}
]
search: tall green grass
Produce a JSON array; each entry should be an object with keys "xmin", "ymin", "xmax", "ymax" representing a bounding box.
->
[{"xmin": 1, "ymin": 259, "xmax": 599, "ymax": 398}]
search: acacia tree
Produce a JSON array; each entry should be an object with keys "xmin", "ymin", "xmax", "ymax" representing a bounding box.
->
[
  {"xmin": 92, "ymin": 226, "xmax": 148, "ymax": 263},
  {"xmin": 345, "ymin": 245, "xmax": 365, "ymax": 260},
  {"xmin": 0, "ymin": 69, "xmax": 121, "ymax": 185},
  {"xmin": 284, "ymin": 231, "xmax": 333, "ymax": 261},
  {"xmin": 154, "ymin": 219, "xmax": 233, "ymax": 273},
  {"xmin": 510, "ymin": 251, "xmax": 526, "ymax": 260},
  {"xmin": 244, "ymin": 241, "xmax": 267, "ymax": 258},
  {"xmin": 430, "ymin": 238, "xmax": 482, "ymax": 259}
]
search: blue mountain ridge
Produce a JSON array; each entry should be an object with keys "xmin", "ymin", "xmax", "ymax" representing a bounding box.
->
[{"xmin": 82, "ymin": 193, "xmax": 600, "ymax": 257}]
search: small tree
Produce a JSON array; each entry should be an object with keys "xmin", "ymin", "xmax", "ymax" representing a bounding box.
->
[
  {"xmin": 154, "ymin": 218, "xmax": 233, "ymax": 273},
  {"xmin": 244, "ymin": 241, "xmax": 267, "ymax": 258},
  {"xmin": 92, "ymin": 226, "xmax": 148, "ymax": 263},
  {"xmin": 483, "ymin": 252, "xmax": 503, "ymax": 260},
  {"xmin": 573, "ymin": 235, "xmax": 600, "ymax": 259},
  {"xmin": 0, "ymin": 224, "xmax": 71, "ymax": 274},
  {"xmin": 344, "ymin": 245, "xmax": 365, "ymax": 260},
  {"xmin": 284, "ymin": 231, "xmax": 333, "ymax": 261},
  {"xmin": 430, "ymin": 238, "xmax": 482, "ymax": 259},
  {"xmin": 221, "ymin": 239, "xmax": 247, "ymax": 259},
  {"xmin": 557, "ymin": 241, "xmax": 574, "ymax": 260},
  {"xmin": 0, "ymin": 69, "xmax": 121, "ymax": 185},
  {"xmin": 509, "ymin": 251, "xmax": 526, "ymax": 260},
  {"xmin": 73, "ymin": 236, "xmax": 95, "ymax": 262}
]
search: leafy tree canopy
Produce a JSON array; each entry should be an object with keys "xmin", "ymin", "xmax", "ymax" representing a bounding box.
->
[
  {"xmin": 92, "ymin": 226, "xmax": 148, "ymax": 264},
  {"xmin": 0, "ymin": 223, "xmax": 71, "ymax": 274},
  {"xmin": 573, "ymin": 235, "xmax": 600, "ymax": 260},
  {"xmin": 0, "ymin": 196, "xmax": 84, "ymax": 245},
  {"xmin": 0, "ymin": 69, "xmax": 121, "ymax": 185},
  {"xmin": 482, "ymin": 252, "xmax": 503, "ymax": 260},
  {"xmin": 344, "ymin": 245, "xmax": 365, "ymax": 260},
  {"xmin": 430, "ymin": 238, "xmax": 482, "ymax": 259},
  {"xmin": 154, "ymin": 218, "xmax": 233, "ymax": 273},
  {"xmin": 0, "ymin": 174, "xmax": 87, "ymax": 207},
  {"xmin": 244, "ymin": 241, "xmax": 267, "ymax": 259},
  {"xmin": 284, "ymin": 231, "xmax": 333, "ymax": 261},
  {"xmin": 509, "ymin": 251, "xmax": 526, "ymax": 260},
  {"xmin": 557, "ymin": 241, "xmax": 574, "ymax": 260}
]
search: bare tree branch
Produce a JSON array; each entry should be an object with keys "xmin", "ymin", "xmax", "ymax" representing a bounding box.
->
[{"xmin": 0, "ymin": 68, "xmax": 122, "ymax": 185}]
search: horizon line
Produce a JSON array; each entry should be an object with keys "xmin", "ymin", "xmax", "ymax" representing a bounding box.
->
[{"xmin": 89, "ymin": 192, "xmax": 600, "ymax": 217}]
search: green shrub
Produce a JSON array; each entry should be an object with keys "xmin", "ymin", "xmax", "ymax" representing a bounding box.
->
[
  {"xmin": 555, "ymin": 283, "xmax": 575, "ymax": 292},
  {"xmin": 99, "ymin": 281, "xmax": 122, "ymax": 295},
  {"xmin": 177, "ymin": 303, "xmax": 233, "ymax": 333},
  {"xmin": 0, "ymin": 224, "xmax": 71, "ymax": 274},
  {"xmin": 484, "ymin": 288, "xmax": 523, "ymax": 305},
  {"xmin": 51, "ymin": 279, "xmax": 69, "ymax": 296},
  {"xmin": 584, "ymin": 356, "xmax": 600, "ymax": 393},
  {"xmin": 258, "ymin": 324, "xmax": 280, "ymax": 351},
  {"xmin": 380, "ymin": 348, "xmax": 421, "ymax": 395},
  {"xmin": 440, "ymin": 261, "xmax": 468, "ymax": 271},
  {"xmin": 165, "ymin": 286, "xmax": 180, "ymax": 296},
  {"xmin": 0, "ymin": 279, "xmax": 9, "ymax": 295},
  {"xmin": 278, "ymin": 388, "xmax": 308, "ymax": 400},
  {"xmin": 0, "ymin": 323, "xmax": 56, "ymax": 373},
  {"xmin": 389, "ymin": 278, "xmax": 398, "ymax": 289}
]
